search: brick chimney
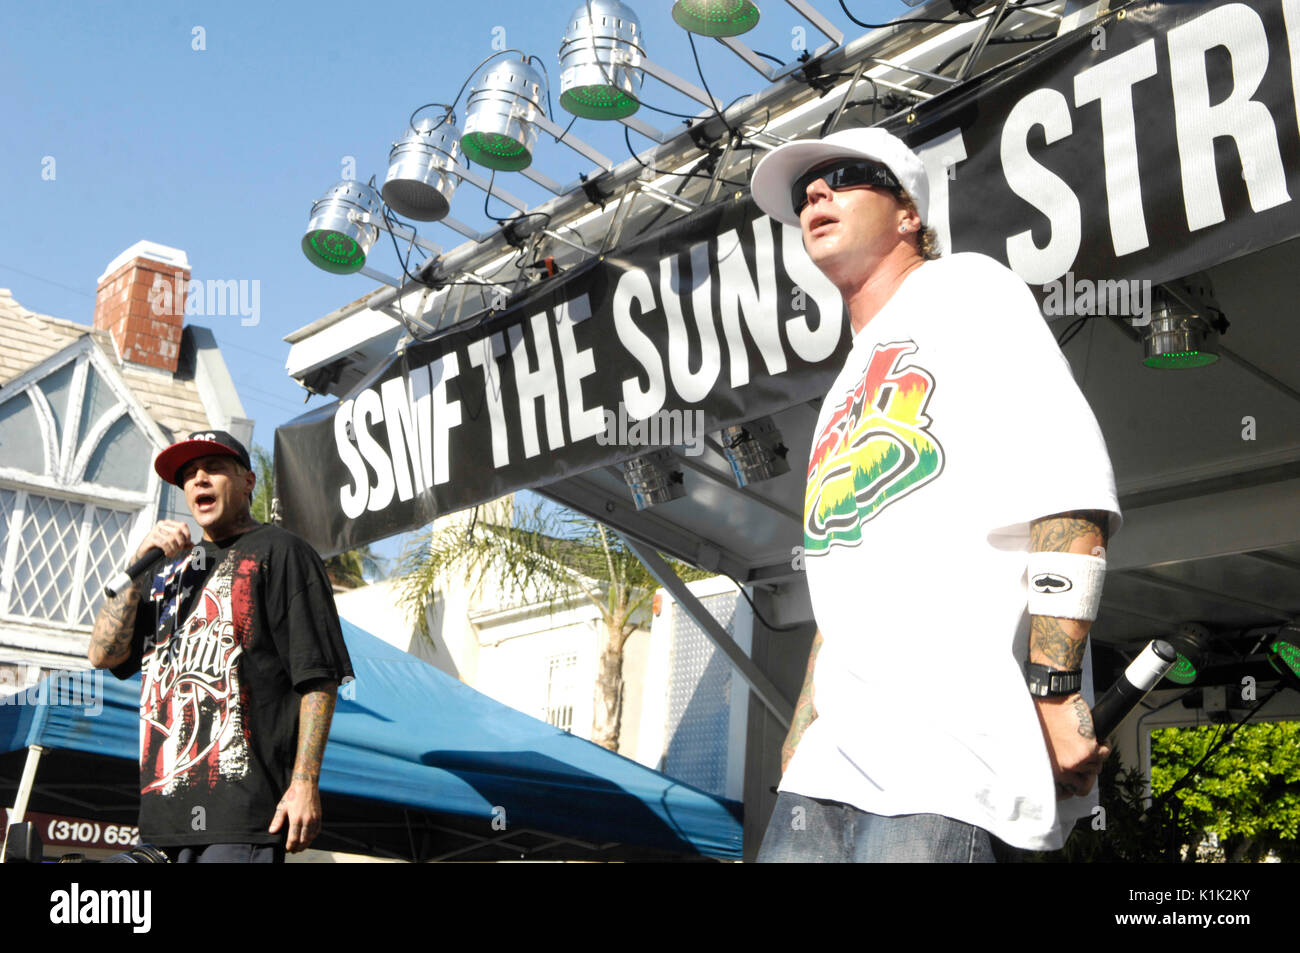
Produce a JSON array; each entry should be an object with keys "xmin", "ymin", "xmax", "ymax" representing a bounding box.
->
[{"xmin": 94, "ymin": 241, "xmax": 191, "ymax": 373}]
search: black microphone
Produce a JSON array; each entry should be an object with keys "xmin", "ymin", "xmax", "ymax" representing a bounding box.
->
[
  {"xmin": 104, "ymin": 547, "xmax": 164, "ymax": 599},
  {"xmin": 1091, "ymin": 639, "xmax": 1177, "ymax": 738}
]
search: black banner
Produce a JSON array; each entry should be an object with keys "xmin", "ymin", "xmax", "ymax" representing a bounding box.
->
[
  {"xmin": 277, "ymin": 202, "xmax": 852, "ymax": 553},
  {"xmin": 277, "ymin": 0, "xmax": 1300, "ymax": 555}
]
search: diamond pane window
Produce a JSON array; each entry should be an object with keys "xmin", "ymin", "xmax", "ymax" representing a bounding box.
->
[
  {"xmin": 10, "ymin": 495, "xmax": 85, "ymax": 621},
  {"xmin": 77, "ymin": 506, "xmax": 134, "ymax": 624},
  {"xmin": 0, "ymin": 490, "xmax": 137, "ymax": 626}
]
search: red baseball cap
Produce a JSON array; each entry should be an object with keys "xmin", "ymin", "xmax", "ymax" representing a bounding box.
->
[{"xmin": 154, "ymin": 430, "xmax": 253, "ymax": 486}]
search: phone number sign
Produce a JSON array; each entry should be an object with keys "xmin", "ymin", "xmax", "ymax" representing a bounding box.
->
[{"xmin": 3, "ymin": 809, "xmax": 139, "ymax": 851}]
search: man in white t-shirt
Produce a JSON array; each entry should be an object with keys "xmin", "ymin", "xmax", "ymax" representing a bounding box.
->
[{"xmin": 748, "ymin": 127, "xmax": 1121, "ymax": 861}]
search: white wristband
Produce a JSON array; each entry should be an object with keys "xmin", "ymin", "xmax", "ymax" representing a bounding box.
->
[{"xmin": 1026, "ymin": 551, "xmax": 1105, "ymax": 621}]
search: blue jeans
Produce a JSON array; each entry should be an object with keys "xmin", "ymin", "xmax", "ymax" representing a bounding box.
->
[{"xmin": 756, "ymin": 792, "xmax": 996, "ymax": 863}]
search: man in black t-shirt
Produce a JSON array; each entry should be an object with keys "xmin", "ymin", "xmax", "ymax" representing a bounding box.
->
[{"xmin": 89, "ymin": 430, "xmax": 353, "ymax": 863}]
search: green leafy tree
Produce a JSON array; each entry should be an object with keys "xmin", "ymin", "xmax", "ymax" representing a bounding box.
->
[
  {"xmin": 1149, "ymin": 721, "xmax": 1300, "ymax": 862},
  {"xmin": 395, "ymin": 497, "xmax": 712, "ymax": 752},
  {"xmin": 248, "ymin": 444, "xmax": 385, "ymax": 588},
  {"xmin": 1027, "ymin": 720, "xmax": 1300, "ymax": 863}
]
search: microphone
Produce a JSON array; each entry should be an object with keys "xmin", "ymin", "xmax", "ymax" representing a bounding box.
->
[
  {"xmin": 104, "ymin": 547, "xmax": 165, "ymax": 599},
  {"xmin": 1091, "ymin": 639, "xmax": 1177, "ymax": 738}
]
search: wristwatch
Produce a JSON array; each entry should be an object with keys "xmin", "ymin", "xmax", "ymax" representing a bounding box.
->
[{"xmin": 1024, "ymin": 662, "xmax": 1083, "ymax": 697}]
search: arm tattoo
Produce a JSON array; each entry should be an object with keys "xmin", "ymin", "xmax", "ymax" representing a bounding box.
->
[
  {"xmin": 1031, "ymin": 615, "xmax": 1087, "ymax": 669},
  {"xmin": 1072, "ymin": 696, "xmax": 1096, "ymax": 740},
  {"xmin": 292, "ymin": 682, "xmax": 338, "ymax": 784},
  {"xmin": 1028, "ymin": 511, "xmax": 1107, "ymax": 673},
  {"xmin": 89, "ymin": 581, "xmax": 144, "ymax": 667},
  {"xmin": 1029, "ymin": 509, "xmax": 1109, "ymax": 552},
  {"xmin": 782, "ymin": 631, "xmax": 823, "ymax": 770}
]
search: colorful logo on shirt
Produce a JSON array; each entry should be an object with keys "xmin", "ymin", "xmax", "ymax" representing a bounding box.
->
[
  {"xmin": 804, "ymin": 341, "xmax": 944, "ymax": 552},
  {"xmin": 140, "ymin": 552, "xmax": 250, "ymax": 796}
]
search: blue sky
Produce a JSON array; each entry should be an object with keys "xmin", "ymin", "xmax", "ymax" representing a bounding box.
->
[{"xmin": 2, "ymin": 0, "xmax": 900, "ymax": 561}]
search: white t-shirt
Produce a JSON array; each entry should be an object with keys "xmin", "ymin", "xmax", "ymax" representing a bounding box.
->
[{"xmin": 782, "ymin": 252, "xmax": 1121, "ymax": 851}]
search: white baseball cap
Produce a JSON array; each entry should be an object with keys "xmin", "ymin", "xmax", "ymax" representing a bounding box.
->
[{"xmin": 750, "ymin": 127, "xmax": 930, "ymax": 227}]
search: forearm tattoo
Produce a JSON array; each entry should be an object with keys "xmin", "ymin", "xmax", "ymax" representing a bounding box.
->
[
  {"xmin": 292, "ymin": 685, "xmax": 337, "ymax": 783},
  {"xmin": 782, "ymin": 631, "xmax": 823, "ymax": 769},
  {"xmin": 1072, "ymin": 696, "xmax": 1096, "ymax": 739},
  {"xmin": 90, "ymin": 581, "xmax": 143, "ymax": 666},
  {"xmin": 1032, "ymin": 615, "xmax": 1087, "ymax": 669}
]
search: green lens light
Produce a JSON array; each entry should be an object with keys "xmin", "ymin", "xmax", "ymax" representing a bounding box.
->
[
  {"xmin": 461, "ymin": 132, "xmax": 531, "ymax": 172},
  {"xmin": 1269, "ymin": 639, "xmax": 1300, "ymax": 679},
  {"xmin": 1144, "ymin": 351, "xmax": 1220, "ymax": 369},
  {"xmin": 672, "ymin": 0, "xmax": 761, "ymax": 37},
  {"xmin": 560, "ymin": 85, "xmax": 639, "ymax": 120},
  {"xmin": 1167, "ymin": 654, "xmax": 1199, "ymax": 685},
  {"xmin": 301, "ymin": 229, "xmax": 366, "ymax": 274}
]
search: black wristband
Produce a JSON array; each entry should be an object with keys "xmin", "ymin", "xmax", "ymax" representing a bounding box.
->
[{"xmin": 1024, "ymin": 662, "xmax": 1083, "ymax": 697}]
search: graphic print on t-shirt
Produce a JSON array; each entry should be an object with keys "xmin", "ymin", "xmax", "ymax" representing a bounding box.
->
[
  {"xmin": 804, "ymin": 340, "xmax": 944, "ymax": 553},
  {"xmin": 140, "ymin": 550, "xmax": 251, "ymax": 795}
]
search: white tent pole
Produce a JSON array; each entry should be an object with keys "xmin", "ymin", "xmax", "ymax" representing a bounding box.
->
[{"xmin": 1, "ymin": 743, "xmax": 45, "ymax": 864}]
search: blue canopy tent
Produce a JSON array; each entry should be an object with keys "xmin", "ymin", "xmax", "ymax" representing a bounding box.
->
[{"xmin": 0, "ymin": 620, "xmax": 742, "ymax": 861}]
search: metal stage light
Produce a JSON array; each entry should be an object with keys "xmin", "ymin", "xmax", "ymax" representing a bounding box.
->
[
  {"xmin": 559, "ymin": 0, "xmax": 646, "ymax": 120},
  {"xmin": 1166, "ymin": 623, "xmax": 1211, "ymax": 686},
  {"xmin": 461, "ymin": 58, "xmax": 548, "ymax": 172},
  {"xmin": 1268, "ymin": 621, "xmax": 1300, "ymax": 688},
  {"xmin": 1144, "ymin": 287, "xmax": 1222, "ymax": 369},
  {"xmin": 672, "ymin": 0, "xmax": 761, "ymax": 37},
  {"xmin": 720, "ymin": 417, "xmax": 789, "ymax": 487},
  {"xmin": 301, "ymin": 180, "xmax": 382, "ymax": 275},
  {"xmin": 622, "ymin": 449, "xmax": 686, "ymax": 509},
  {"xmin": 382, "ymin": 115, "xmax": 466, "ymax": 222}
]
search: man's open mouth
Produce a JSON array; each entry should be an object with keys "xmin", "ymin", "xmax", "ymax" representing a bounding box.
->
[
  {"xmin": 194, "ymin": 493, "xmax": 217, "ymax": 510},
  {"xmin": 808, "ymin": 214, "xmax": 837, "ymax": 231}
]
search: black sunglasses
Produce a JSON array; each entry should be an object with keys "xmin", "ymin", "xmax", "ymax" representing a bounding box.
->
[{"xmin": 791, "ymin": 159, "xmax": 902, "ymax": 216}]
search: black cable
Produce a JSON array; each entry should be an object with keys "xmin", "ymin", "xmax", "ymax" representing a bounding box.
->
[
  {"xmin": 447, "ymin": 48, "xmax": 531, "ymax": 117},
  {"xmin": 839, "ymin": 0, "xmax": 1059, "ymax": 29},
  {"xmin": 687, "ymin": 31, "xmax": 739, "ymax": 139},
  {"xmin": 407, "ymin": 102, "xmax": 456, "ymax": 134},
  {"xmin": 624, "ymin": 125, "xmax": 746, "ymax": 187},
  {"xmin": 1056, "ymin": 316, "xmax": 1088, "ymax": 348},
  {"xmin": 839, "ymin": 0, "xmax": 975, "ymax": 27},
  {"xmin": 720, "ymin": 571, "xmax": 809, "ymax": 633}
]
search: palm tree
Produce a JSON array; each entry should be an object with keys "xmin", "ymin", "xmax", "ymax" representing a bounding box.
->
[
  {"xmin": 394, "ymin": 497, "xmax": 710, "ymax": 752},
  {"xmin": 249, "ymin": 444, "xmax": 386, "ymax": 588}
]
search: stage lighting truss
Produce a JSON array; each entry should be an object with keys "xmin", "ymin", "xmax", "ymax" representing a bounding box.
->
[
  {"xmin": 704, "ymin": 0, "xmax": 843, "ymax": 83},
  {"xmin": 622, "ymin": 449, "xmax": 687, "ymax": 509},
  {"xmin": 720, "ymin": 416, "xmax": 790, "ymax": 487},
  {"xmin": 297, "ymin": 3, "xmax": 1073, "ymax": 336}
]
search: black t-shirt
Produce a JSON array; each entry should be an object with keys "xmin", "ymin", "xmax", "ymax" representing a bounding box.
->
[{"xmin": 113, "ymin": 524, "xmax": 353, "ymax": 846}]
